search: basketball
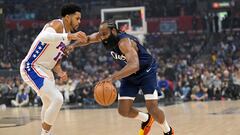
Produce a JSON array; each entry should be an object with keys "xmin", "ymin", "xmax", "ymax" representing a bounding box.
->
[{"xmin": 94, "ymin": 81, "xmax": 117, "ymax": 106}]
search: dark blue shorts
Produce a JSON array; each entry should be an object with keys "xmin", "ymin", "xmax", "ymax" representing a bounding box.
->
[{"xmin": 119, "ymin": 64, "xmax": 158, "ymax": 98}]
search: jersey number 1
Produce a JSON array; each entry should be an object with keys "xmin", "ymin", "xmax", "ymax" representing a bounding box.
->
[{"xmin": 54, "ymin": 52, "xmax": 64, "ymax": 61}]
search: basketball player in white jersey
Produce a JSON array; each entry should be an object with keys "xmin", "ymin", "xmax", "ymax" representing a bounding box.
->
[{"xmin": 20, "ymin": 3, "xmax": 87, "ymax": 135}]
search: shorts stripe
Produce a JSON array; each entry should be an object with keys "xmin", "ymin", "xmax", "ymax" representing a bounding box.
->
[{"xmin": 23, "ymin": 41, "xmax": 49, "ymax": 90}]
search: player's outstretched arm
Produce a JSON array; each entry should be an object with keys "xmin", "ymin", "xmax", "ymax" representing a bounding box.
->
[
  {"xmin": 71, "ymin": 32, "xmax": 102, "ymax": 47},
  {"xmin": 38, "ymin": 20, "xmax": 87, "ymax": 43},
  {"xmin": 63, "ymin": 32, "xmax": 101, "ymax": 55},
  {"xmin": 107, "ymin": 38, "xmax": 140, "ymax": 81}
]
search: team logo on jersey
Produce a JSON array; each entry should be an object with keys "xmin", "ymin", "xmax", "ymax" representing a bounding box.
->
[
  {"xmin": 110, "ymin": 51, "xmax": 126, "ymax": 61},
  {"xmin": 56, "ymin": 42, "xmax": 66, "ymax": 52},
  {"xmin": 54, "ymin": 42, "xmax": 66, "ymax": 61}
]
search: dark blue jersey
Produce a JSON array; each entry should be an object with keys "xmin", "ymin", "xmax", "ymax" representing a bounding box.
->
[{"xmin": 108, "ymin": 33, "xmax": 156, "ymax": 78}]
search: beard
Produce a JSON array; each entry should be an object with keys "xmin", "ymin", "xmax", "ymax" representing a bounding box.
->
[
  {"xmin": 102, "ymin": 32, "xmax": 119, "ymax": 50},
  {"xmin": 71, "ymin": 27, "xmax": 78, "ymax": 33},
  {"xmin": 70, "ymin": 18, "xmax": 78, "ymax": 33},
  {"xmin": 70, "ymin": 24, "xmax": 78, "ymax": 33}
]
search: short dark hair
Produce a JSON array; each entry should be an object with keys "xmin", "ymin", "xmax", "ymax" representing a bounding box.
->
[
  {"xmin": 101, "ymin": 19, "xmax": 118, "ymax": 30},
  {"xmin": 61, "ymin": 3, "xmax": 81, "ymax": 17}
]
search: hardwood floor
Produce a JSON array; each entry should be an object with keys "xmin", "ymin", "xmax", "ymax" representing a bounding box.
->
[{"xmin": 0, "ymin": 101, "xmax": 240, "ymax": 135}]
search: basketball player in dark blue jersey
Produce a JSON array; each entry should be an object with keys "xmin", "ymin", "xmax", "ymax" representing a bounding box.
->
[{"xmin": 67, "ymin": 20, "xmax": 174, "ymax": 135}]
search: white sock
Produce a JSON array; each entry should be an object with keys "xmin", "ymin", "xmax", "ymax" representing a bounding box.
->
[
  {"xmin": 158, "ymin": 119, "xmax": 171, "ymax": 133},
  {"xmin": 134, "ymin": 112, "xmax": 149, "ymax": 122}
]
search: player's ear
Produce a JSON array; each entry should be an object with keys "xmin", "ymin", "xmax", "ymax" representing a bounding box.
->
[
  {"xmin": 112, "ymin": 28, "xmax": 117, "ymax": 35},
  {"xmin": 65, "ymin": 15, "xmax": 70, "ymax": 22}
]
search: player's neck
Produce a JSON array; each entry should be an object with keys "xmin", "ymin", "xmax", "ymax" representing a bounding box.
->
[{"xmin": 62, "ymin": 18, "xmax": 71, "ymax": 33}]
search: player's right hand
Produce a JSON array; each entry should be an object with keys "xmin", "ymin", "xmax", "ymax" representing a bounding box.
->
[
  {"xmin": 58, "ymin": 71, "xmax": 68, "ymax": 82},
  {"xmin": 67, "ymin": 31, "xmax": 87, "ymax": 43}
]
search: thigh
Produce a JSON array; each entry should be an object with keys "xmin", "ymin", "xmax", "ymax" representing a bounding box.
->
[
  {"xmin": 20, "ymin": 66, "xmax": 54, "ymax": 95},
  {"xmin": 118, "ymin": 99, "xmax": 134, "ymax": 111},
  {"xmin": 119, "ymin": 79, "xmax": 139, "ymax": 100},
  {"xmin": 140, "ymin": 69, "xmax": 158, "ymax": 94},
  {"xmin": 20, "ymin": 69, "xmax": 44, "ymax": 94}
]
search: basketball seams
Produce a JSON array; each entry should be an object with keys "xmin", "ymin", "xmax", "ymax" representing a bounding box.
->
[
  {"xmin": 107, "ymin": 84, "xmax": 113, "ymax": 105},
  {"xmin": 102, "ymin": 82, "xmax": 106, "ymax": 105},
  {"xmin": 108, "ymin": 84, "xmax": 116, "ymax": 105},
  {"xmin": 94, "ymin": 83, "xmax": 103, "ymax": 106},
  {"xmin": 94, "ymin": 81, "xmax": 117, "ymax": 106}
]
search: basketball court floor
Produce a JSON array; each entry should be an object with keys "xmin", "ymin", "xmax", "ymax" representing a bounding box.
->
[{"xmin": 0, "ymin": 101, "xmax": 240, "ymax": 135}]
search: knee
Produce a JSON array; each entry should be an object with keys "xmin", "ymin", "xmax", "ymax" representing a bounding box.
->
[
  {"xmin": 54, "ymin": 94, "xmax": 64, "ymax": 106},
  {"xmin": 146, "ymin": 102, "xmax": 159, "ymax": 114},
  {"xmin": 118, "ymin": 107, "xmax": 130, "ymax": 117},
  {"xmin": 146, "ymin": 102, "xmax": 166, "ymax": 123}
]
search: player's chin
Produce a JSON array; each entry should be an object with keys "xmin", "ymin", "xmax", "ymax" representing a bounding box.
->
[
  {"xmin": 74, "ymin": 25, "xmax": 79, "ymax": 30},
  {"xmin": 71, "ymin": 26, "xmax": 79, "ymax": 32}
]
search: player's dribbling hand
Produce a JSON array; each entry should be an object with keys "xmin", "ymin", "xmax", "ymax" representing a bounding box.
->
[
  {"xmin": 58, "ymin": 71, "xmax": 68, "ymax": 82},
  {"xmin": 100, "ymin": 76, "xmax": 113, "ymax": 84}
]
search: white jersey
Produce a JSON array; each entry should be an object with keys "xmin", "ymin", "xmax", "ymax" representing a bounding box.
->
[
  {"xmin": 20, "ymin": 19, "xmax": 70, "ymax": 92},
  {"xmin": 21, "ymin": 19, "xmax": 70, "ymax": 70}
]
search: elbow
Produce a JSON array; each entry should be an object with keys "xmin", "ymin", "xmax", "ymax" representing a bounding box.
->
[{"xmin": 38, "ymin": 33, "xmax": 49, "ymax": 43}]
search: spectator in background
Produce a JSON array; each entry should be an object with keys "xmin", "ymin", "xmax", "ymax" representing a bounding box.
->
[
  {"xmin": 201, "ymin": 70, "xmax": 214, "ymax": 99},
  {"xmin": 0, "ymin": 77, "xmax": 8, "ymax": 96},
  {"xmin": 212, "ymin": 73, "xmax": 222, "ymax": 100},
  {"xmin": 181, "ymin": 81, "xmax": 191, "ymax": 101},
  {"xmin": 158, "ymin": 76, "xmax": 169, "ymax": 89},
  {"xmin": 158, "ymin": 75, "xmax": 174, "ymax": 101},
  {"xmin": 228, "ymin": 66, "xmax": 240, "ymax": 100},
  {"xmin": 174, "ymin": 75, "xmax": 183, "ymax": 99},
  {"xmin": 64, "ymin": 79, "xmax": 77, "ymax": 104},
  {"xmin": 183, "ymin": 74, "xmax": 193, "ymax": 100},
  {"xmin": 0, "ymin": 91, "xmax": 3, "ymax": 105},
  {"xmin": 11, "ymin": 84, "xmax": 29, "ymax": 107},
  {"xmin": 81, "ymin": 88, "xmax": 94, "ymax": 105},
  {"xmin": 191, "ymin": 83, "xmax": 208, "ymax": 101}
]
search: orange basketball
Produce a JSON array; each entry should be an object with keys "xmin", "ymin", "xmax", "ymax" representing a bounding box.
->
[{"xmin": 94, "ymin": 81, "xmax": 117, "ymax": 106}]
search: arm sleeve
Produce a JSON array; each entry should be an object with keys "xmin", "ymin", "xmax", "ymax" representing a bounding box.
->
[{"xmin": 38, "ymin": 27, "xmax": 69, "ymax": 43}]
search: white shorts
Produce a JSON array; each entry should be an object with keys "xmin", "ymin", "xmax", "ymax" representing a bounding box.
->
[{"xmin": 20, "ymin": 62, "xmax": 55, "ymax": 96}]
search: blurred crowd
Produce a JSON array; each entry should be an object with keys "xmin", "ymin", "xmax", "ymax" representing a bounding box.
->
[
  {"xmin": 4, "ymin": 0, "xmax": 202, "ymax": 20},
  {"xmin": 1, "ymin": 31, "xmax": 240, "ymax": 107},
  {"xmin": 1, "ymin": 0, "xmax": 240, "ymax": 107},
  {"xmin": 149, "ymin": 31, "xmax": 240, "ymax": 102},
  {"xmin": 4, "ymin": 0, "xmax": 240, "ymax": 26}
]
